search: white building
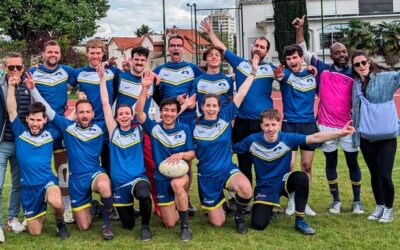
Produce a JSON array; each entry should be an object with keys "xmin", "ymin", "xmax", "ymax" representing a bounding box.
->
[
  {"xmin": 236, "ymin": 0, "xmax": 400, "ymax": 63},
  {"xmin": 208, "ymin": 10, "xmax": 236, "ymax": 50}
]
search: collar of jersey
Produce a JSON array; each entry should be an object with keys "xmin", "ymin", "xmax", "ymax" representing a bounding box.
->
[{"xmin": 38, "ymin": 64, "xmax": 61, "ymax": 74}]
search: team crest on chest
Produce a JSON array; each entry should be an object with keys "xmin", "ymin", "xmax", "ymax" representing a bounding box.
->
[
  {"xmin": 193, "ymin": 119, "xmax": 228, "ymax": 140},
  {"xmin": 287, "ymin": 73, "xmax": 316, "ymax": 92},
  {"xmin": 66, "ymin": 124, "xmax": 103, "ymax": 141},
  {"xmin": 160, "ymin": 67, "xmax": 194, "ymax": 85},
  {"xmin": 250, "ymin": 141, "xmax": 291, "ymax": 161},
  {"xmin": 33, "ymin": 69, "xmax": 68, "ymax": 87},
  {"xmin": 152, "ymin": 125, "xmax": 186, "ymax": 148},
  {"xmin": 19, "ymin": 131, "xmax": 53, "ymax": 146},
  {"xmin": 112, "ymin": 128, "xmax": 141, "ymax": 148},
  {"xmin": 197, "ymin": 79, "xmax": 230, "ymax": 95},
  {"xmin": 118, "ymin": 79, "xmax": 153, "ymax": 98}
]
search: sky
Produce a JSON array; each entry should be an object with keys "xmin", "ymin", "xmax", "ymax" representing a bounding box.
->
[{"xmin": 94, "ymin": 0, "xmax": 235, "ymax": 38}]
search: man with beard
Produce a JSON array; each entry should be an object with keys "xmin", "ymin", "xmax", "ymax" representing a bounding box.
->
[
  {"xmin": 29, "ymin": 40, "xmax": 75, "ymax": 223},
  {"xmin": 201, "ymin": 18, "xmax": 275, "ymax": 188},
  {"xmin": 293, "ymin": 16, "xmax": 362, "ymax": 215}
]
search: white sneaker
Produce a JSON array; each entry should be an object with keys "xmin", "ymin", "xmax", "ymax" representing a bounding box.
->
[
  {"xmin": 329, "ymin": 201, "xmax": 342, "ymax": 214},
  {"xmin": 285, "ymin": 192, "xmax": 295, "ymax": 216},
  {"xmin": 368, "ymin": 205, "xmax": 384, "ymax": 221},
  {"xmin": 7, "ymin": 217, "xmax": 26, "ymax": 233},
  {"xmin": 352, "ymin": 201, "xmax": 364, "ymax": 214},
  {"xmin": 378, "ymin": 207, "xmax": 394, "ymax": 223},
  {"xmin": 0, "ymin": 227, "xmax": 4, "ymax": 243},
  {"xmin": 63, "ymin": 209, "xmax": 74, "ymax": 224},
  {"xmin": 305, "ymin": 204, "xmax": 316, "ymax": 216}
]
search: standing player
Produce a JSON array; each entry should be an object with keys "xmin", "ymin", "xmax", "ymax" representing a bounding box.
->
[
  {"xmin": 153, "ymin": 35, "xmax": 203, "ymax": 214},
  {"xmin": 26, "ymin": 82, "xmax": 115, "ymax": 240},
  {"xmin": 7, "ymin": 76, "xmax": 69, "ymax": 239},
  {"xmin": 201, "ymin": 18, "xmax": 275, "ymax": 187},
  {"xmin": 293, "ymin": 16, "xmax": 362, "ymax": 214},
  {"xmin": 99, "ymin": 63, "xmax": 153, "ymax": 240},
  {"xmin": 232, "ymin": 109, "xmax": 355, "ymax": 235},
  {"xmin": 135, "ymin": 75, "xmax": 196, "ymax": 241},
  {"xmin": 29, "ymin": 40, "xmax": 75, "ymax": 223}
]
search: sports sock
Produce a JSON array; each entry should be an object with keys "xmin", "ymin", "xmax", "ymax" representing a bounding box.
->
[
  {"xmin": 100, "ymin": 196, "xmax": 113, "ymax": 227},
  {"xmin": 178, "ymin": 210, "xmax": 189, "ymax": 228},
  {"xmin": 139, "ymin": 198, "xmax": 152, "ymax": 226},
  {"xmin": 62, "ymin": 196, "xmax": 71, "ymax": 210},
  {"xmin": 235, "ymin": 194, "xmax": 251, "ymax": 218},
  {"xmin": 324, "ymin": 150, "xmax": 340, "ymax": 201},
  {"xmin": 344, "ymin": 151, "xmax": 361, "ymax": 202}
]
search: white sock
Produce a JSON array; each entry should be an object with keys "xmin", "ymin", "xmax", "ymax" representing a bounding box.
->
[{"xmin": 62, "ymin": 196, "xmax": 72, "ymax": 210}]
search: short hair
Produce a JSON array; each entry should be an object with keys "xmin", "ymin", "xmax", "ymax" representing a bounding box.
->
[
  {"xmin": 254, "ymin": 37, "xmax": 271, "ymax": 51},
  {"xmin": 43, "ymin": 40, "xmax": 60, "ymax": 51},
  {"xmin": 4, "ymin": 52, "xmax": 23, "ymax": 65},
  {"xmin": 85, "ymin": 39, "xmax": 105, "ymax": 52},
  {"xmin": 202, "ymin": 94, "xmax": 221, "ymax": 107},
  {"xmin": 28, "ymin": 102, "xmax": 46, "ymax": 117},
  {"xmin": 131, "ymin": 46, "xmax": 150, "ymax": 59},
  {"xmin": 259, "ymin": 109, "xmax": 281, "ymax": 123},
  {"xmin": 202, "ymin": 46, "xmax": 224, "ymax": 61},
  {"xmin": 168, "ymin": 35, "xmax": 184, "ymax": 45},
  {"xmin": 115, "ymin": 104, "xmax": 133, "ymax": 119},
  {"xmin": 75, "ymin": 99, "xmax": 93, "ymax": 111},
  {"xmin": 160, "ymin": 98, "xmax": 181, "ymax": 114},
  {"xmin": 284, "ymin": 44, "xmax": 303, "ymax": 57}
]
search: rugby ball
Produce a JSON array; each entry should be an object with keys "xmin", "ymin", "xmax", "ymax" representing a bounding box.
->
[{"xmin": 159, "ymin": 159, "xmax": 189, "ymax": 178}]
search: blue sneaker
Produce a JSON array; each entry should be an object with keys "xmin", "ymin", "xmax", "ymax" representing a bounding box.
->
[{"xmin": 295, "ymin": 220, "xmax": 315, "ymax": 235}]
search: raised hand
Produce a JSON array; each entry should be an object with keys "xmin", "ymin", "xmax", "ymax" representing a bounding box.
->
[
  {"xmin": 200, "ymin": 18, "xmax": 212, "ymax": 33},
  {"xmin": 251, "ymin": 53, "xmax": 260, "ymax": 73},
  {"xmin": 273, "ymin": 64, "xmax": 285, "ymax": 79},
  {"xmin": 307, "ymin": 65, "xmax": 318, "ymax": 77},
  {"xmin": 141, "ymin": 70, "xmax": 154, "ymax": 89},
  {"xmin": 292, "ymin": 15, "xmax": 306, "ymax": 29},
  {"xmin": 108, "ymin": 56, "xmax": 118, "ymax": 66},
  {"xmin": 78, "ymin": 91, "xmax": 87, "ymax": 100},
  {"xmin": 176, "ymin": 93, "xmax": 187, "ymax": 105},
  {"xmin": 183, "ymin": 94, "xmax": 196, "ymax": 109},
  {"xmin": 22, "ymin": 72, "xmax": 34, "ymax": 89}
]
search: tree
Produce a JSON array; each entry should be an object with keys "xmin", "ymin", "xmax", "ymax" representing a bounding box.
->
[
  {"xmin": 375, "ymin": 21, "xmax": 400, "ymax": 68},
  {"xmin": 0, "ymin": 0, "xmax": 110, "ymax": 54},
  {"xmin": 340, "ymin": 20, "xmax": 376, "ymax": 55},
  {"xmin": 272, "ymin": 0, "xmax": 309, "ymax": 63},
  {"xmin": 135, "ymin": 24, "xmax": 154, "ymax": 37}
]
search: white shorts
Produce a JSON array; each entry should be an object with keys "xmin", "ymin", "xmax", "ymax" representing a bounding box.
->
[{"xmin": 318, "ymin": 124, "xmax": 358, "ymax": 153}]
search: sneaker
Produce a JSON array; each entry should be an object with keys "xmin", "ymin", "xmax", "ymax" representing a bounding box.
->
[
  {"xmin": 285, "ymin": 192, "xmax": 295, "ymax": 216},
  {"xmin": 110, "ymin": 207, "xmax": 119, "ymax": 220},
  {"xmin": 180, "ymin": 226, "xmax": 192, "ymax": 241},
  {"xmin": 352, "ymin": 201, "xmax": 364, "ymax": 214},
  {"xmin": 140, "ymin": 225, "xmax": 152, "ymax": 241},
  {"xmin": 90, "ymin": 200, "xmax": 101, "ymax": 219},
  {"xmin": 56, "ymin": 222, "xmax": 70, "ymax": 240},
  {"xmin": 305, "ymin": 204, "xmax": 316, "ymax": 216},
  {"xmin": 295, "ymin": 220, "xmax": 315, "ymax": 235},
  {"xmin": 368, "ymin": 205, "xmax": 384, "ymax": 221},
  {"xmin": 102, "ymin": 225, "xmax": 114, "ymax": 240},
  {"xmin": 8, "ymin": 217, "xmax": 26, "ymax": 233},
  {"xmin": 188, "ymin": 200, "xmax": 197, "ymax": 217},
  {"xmin": 329, "ymin": 201, "xmax": 342, "ymax": 214},
  {"xmin": 0, "ymin": 227, "xmax": 5, "ymax": 243},
  {"xmin": 63, "ymin": 209, "xmax": 74, "ymax": 224},
  {"xmin": 378, "ymin": 207, "xmax": 394, "ymax": 223},
  {"xmin": 234, "ymin": 216, "xmax": 248, "ymax": 234}
]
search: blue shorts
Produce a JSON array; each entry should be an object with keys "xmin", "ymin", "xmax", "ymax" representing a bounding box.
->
[
  {"xmin": 155, "ymin": 178, "xmax": 176, "ymax": 206},
  {"xmin": 253, "ymin": 172, "xmax": 293, "ymax": 207},
  {"xmin": 22, "ymin": 177, "xmax": 58, "ymax": 220},
  {"xmin": 113, "ymin": 177, "xmax": 149, "ymax": 207},
  {"xmin": 70, "ymin": 169, "xmax": 106, "ymax": 212},
  {"xmin": 198, "ymin": 166, "xmax": 240, "ymax": 210}
]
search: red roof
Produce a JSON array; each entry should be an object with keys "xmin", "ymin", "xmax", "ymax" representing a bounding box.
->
[
  {"xmin": 167, "ymin": 28, "xmax": 211, "ymax": 54},
  {"xmin": 110, "ymin": 37, "xmax": 143, "ymax": 50}
]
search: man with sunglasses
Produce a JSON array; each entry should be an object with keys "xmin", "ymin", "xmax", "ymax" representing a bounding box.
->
[
  {"xmin": 0, "ymin": 53, "xmax": 31, "ymax": 242},
  {"xmin": 293, "ymin": 16, "xmax": 363, "ymax": 215}
]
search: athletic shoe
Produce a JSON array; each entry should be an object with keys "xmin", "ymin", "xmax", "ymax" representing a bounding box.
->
[
  {"xmin": 378, "ymin": 207, "xmax": 394, "ymax": 223},
  {"xmin": 329, "ymin": 201, "xmax": 342, "ymax": 214},
  {"xmin": 63, "ymin": 209, "xmax": 74, "ymax": 224},
  {"xmin": 352, "ymin": 201, "xmax": 364, "ymax": 214},
  {"xmin": 56, "ymin": 222, "xmax": 70, "ymax": 240},
  {"xmin": 140, "ymin": 225, "xmax": 152, "ymax": 241},
  {"xmin": 285, "ymin": 192, "xmax": 295, "ymax": 216},
  {"xmin": 22, "ymin": 219, "xmax": 27, "ymax": 227},
  {"xmin": 8, "ymin": 217, "xmax": 26, "ymax": 233},
  {"xmin": 295, "ymin": 220, "xmax": 315, "ymax": 235},
  {"xmin": 0, "ymin": 227, "xmax": 5, "ymax": 243},
  {"xmin": 90, "ymin": 200, "xmax": 101, "ymax": 219},
  {"xmin": 188, "ymin": 200, "xmax": 197, "ymax": 217},
  {"xmin": 368, "ymin": 205, "xmax": 384, "ymax": 221},
  {"xmin": 180, "ymin": 226, "xmax": 192, "ymax": 241},
  {"xmin": 234, "ymin": 216, "xmax": 248, "ymax": 234},
  {"xmin": 110, "ymin": 207, "xmax": 119, "ymax": 220},
  {"xmin": 102, "ymin": 225, "xmax": 114, "ymax": 240},
  {"xmin": 305, "ymin": 204, "xmax": 316, "ymax": 216}
]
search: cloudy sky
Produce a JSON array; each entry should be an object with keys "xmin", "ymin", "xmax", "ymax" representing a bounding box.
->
[{"xmin": 94, "ymin": 0, "xmax": 235, "ymax": 38}]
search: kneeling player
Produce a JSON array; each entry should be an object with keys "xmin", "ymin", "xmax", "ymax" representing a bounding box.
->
[
  {"xmin": 7, "ymin": 78, "xmax": 69, "ymax": 239},
  {"xmin": 232, "ymin": 109, "xmax": 355, "ymax": 235},
  {"xmin": 136, "ymin": 72, "xmax": 195, "ymax": 241}
]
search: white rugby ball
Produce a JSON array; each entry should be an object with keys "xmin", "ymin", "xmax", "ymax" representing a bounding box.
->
[{"xmin": 159, "ymin": 159, "xmax": 189, "ymax": 178}]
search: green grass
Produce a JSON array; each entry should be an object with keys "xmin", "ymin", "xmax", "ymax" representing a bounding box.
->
[{"xmin": 1, "ymin": 147, "xmax": 400, "ymax": 249}]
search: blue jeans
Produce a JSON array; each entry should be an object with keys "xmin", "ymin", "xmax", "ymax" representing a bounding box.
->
[{"xmin": 0, "ymin": 141, "xmax": 22, "ymax": 226}]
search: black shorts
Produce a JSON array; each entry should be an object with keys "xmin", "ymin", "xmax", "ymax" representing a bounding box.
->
[{"xmin": 281, "ymin": 121, "xmax": 321, "ymax": 151}]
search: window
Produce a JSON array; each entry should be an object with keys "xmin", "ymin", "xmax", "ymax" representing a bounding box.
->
[
  {"xmin": 319, "ymin": 23, "xmax": 347, "ymax": 49},
  {"xmin": 359, "ymin": 0, "xmax": 393, "ymax": 14}
]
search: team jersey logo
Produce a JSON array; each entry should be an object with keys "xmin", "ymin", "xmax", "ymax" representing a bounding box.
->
[
  {"xmin": 66, "ymin": 123, "xmax": 104, "ymax": 141},
  {"xmin": 152, "ymin": 125, "xmax": 187, "ymax": 148},
  {"xmin": 19, "ymin": 130, "xmax": 54, "ymax": 147},
  {"xmin": 237, "ymin": 62, "xmax": 274, "ymax": 78},
  {"xmin": 287, "ymin": 73, "xmax": 316, "ymax": 92},
  {"xmin": 197, "ymin": 79, "xmax": 230, "ymax": 95},
  {"xmin": 118, "ymin": 78, "xmax": 153, "ymax": 98},
  {"xmin": 78, "ymin": 70, "xmax": 114, "ymax": 85},
  {"xmin": 111, "ymin": 128, "xmax": 142, "ymax": 149},
  {"xmin": 250, "ymin": 141, "xmax": 291, "ymax": 161},
  {"xmin": 33, "ymin": 68, "xmax": 69, "ymax": 87},
  {"xmin": 194, "ymin": 119, "xmax": 229, "ymax": 141},
  {"xmin": 159, "ymin": 67, "xmax": 195, "ymax": 86}
]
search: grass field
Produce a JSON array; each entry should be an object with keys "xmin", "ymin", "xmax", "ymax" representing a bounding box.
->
[{"xmin": 1, "ymin": 147, "xmax": 399, "ymax": 249}]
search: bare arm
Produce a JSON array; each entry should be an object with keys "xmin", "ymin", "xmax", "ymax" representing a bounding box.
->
[
  {"xmin": 135, "ymin": 71, "xmax": 153, "ymax": 124},
  {"xmin": 165, "ymin": 150, "xmax": 195, "ymax": 165},
  {"xmin": 200, "ymin": 18, "xmax": 227, "ymax": 52},
  {"xmin": 233, "ymin": 54, "xmax": 259, "ymax": 107},
  {"xmin": 98, "ymin": 63, "xmax": 117, "ymax": 137},
  {"xmin": 6, "ymin": 76, "xmax": 20, "ymax": 122},
  {"xmin": 306, "ymin": 121, "xmax": 355, "ymax": 144},
  {"xmin": 293, "ymin": 15, "xmax": 312, "ymax": 64}
]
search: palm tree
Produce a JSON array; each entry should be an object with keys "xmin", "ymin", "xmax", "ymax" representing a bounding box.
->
[
  {"xmin": 134, "ymin": 24, "xmax": 154, "ymax": 37},
  {"xmin": 375, "ymin": 21, "xmax": 400, "ymax": 68},
  {"xmin": 339, "ymin": 19, "xmax": 375, "ymax": 55}
]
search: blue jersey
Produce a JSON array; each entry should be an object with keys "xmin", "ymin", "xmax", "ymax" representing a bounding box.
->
[
  {"xmin": 11, "ymin": 117, "xmax": 60, "ymax": 186},
  {"xmin": 70, "ymin": 65, "xmax": 120, "ymax": 122},
  {"xmin": 193, "ymin": 103, "xmax": 237, "ymax": 177},
  {"xmin": 191, "ymin": 72, "xmax": 233, "ymax": 113},
  {"xmin": 109, "ymin": 126, "xmax": 146, "ymax": 189},
  {"xmin": 29, "ymin": 64, "xmax": 75, "ymax": 115},
  {"xmin": 224, "ymin": 50, "xmax": 275, "ymax": 120},
  {"xmin": 280, "ymin": 69, "xmax": 317, "ymax": 122},
  {"xmin": 233, "ymin": 132, "xmax": 306, "ymax": 187},
  {"xmin": 141, "ymin": 117, "xmax": 194, "ymax": 180},
  {"xmin": 116, "ymin": 71, "xmax": 153, "ymax": 116},
  {"xmin": 153, "ymin": 61, "xmax": 202, "ymax": 118},
  {"xmin": 52, "ymin": 114, "xmax": 105, "ymax": 176}
]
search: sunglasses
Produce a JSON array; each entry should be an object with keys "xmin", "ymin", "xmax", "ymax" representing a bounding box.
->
[
  {"xmin": 7, "ymin": 65, "xmax": 23, "ymax": 71},
  {"xmin": 353, "ymin": 60, "xmax": 368, "ymax": 68}
]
